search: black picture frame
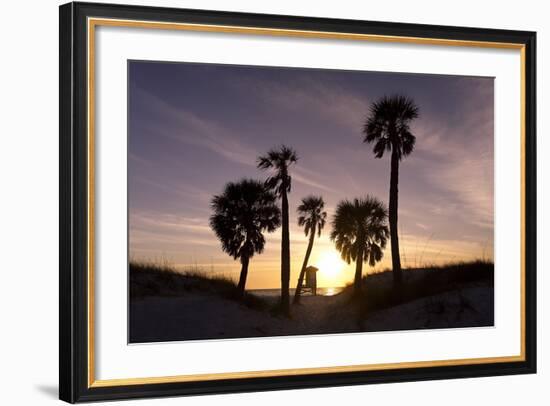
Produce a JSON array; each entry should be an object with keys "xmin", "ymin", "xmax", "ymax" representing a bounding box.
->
[{"xmin": 59, "ymin": 1, "xmax": 537, "ymax": 403}]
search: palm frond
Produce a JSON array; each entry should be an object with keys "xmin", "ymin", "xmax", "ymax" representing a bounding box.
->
[
  {"xmin": 296, "ymin": 195, "xmax": 327, "ymax": 238},
  {"xmin": 330, "ymin": 196, "xmax": 389, "ymax": 267},
  {"xmin": 210, "ymin": 179, "xmax": 281, "ymax": 261},
  {"xmin": 363, "ymin": 94, "xmax": 419, "ymax": 161},
  {"xmin": 257, "ymin": 145, "xmax": 298, "ymax": 196}
]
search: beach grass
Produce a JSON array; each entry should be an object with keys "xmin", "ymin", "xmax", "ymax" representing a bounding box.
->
[
  {"xmin": 130, "ymin": 259, "xmax": 493, "ymax": 323},
  {"xmin": 129, "ymin": 260, "xmax": 268, "ymax": 311},
  {"xmin": 343, "ymin": 260, "xmax": 494, "ymax": 315}
]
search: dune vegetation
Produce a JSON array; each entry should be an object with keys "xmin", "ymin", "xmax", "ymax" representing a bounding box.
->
[
  {"xmin": 346, "ymin": 260, "xmax": 494, "ymax": 314},
  {"xmin": 129, "ymin": 259, "xmax": 493, "ymax": 342},
  {"xmin": 129, "ymin": 261, "xmax": 268, "ymax": 311}
]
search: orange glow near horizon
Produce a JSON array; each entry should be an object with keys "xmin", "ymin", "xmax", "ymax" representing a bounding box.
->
[
  {"xmin": 133, "ymin": 232, "xmax": 493, "ymax": 290},
  {"xmin": 132, "ymin": 230, "xmax": 493, "ymax": 290}
]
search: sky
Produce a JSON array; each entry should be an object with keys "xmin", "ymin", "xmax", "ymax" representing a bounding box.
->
[{"xmin": 128, "ymin": 61, "xmax": 494, "ymax": 289}]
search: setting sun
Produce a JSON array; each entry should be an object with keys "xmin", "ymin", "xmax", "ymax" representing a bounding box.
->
[{"xmin": 317, "ymin": 251, "xmax": 345, "ymax": 278}]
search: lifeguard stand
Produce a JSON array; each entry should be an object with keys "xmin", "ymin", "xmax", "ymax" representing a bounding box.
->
[{"xmin": 298, "ymin": 266, "xmax": 319, "ymax": 296}]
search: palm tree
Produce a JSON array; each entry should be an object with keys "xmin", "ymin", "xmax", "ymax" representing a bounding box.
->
[
  {"xmin": 294, "ymin": 196, "xmax": 327, "ymax": 304},
  {"xmin": 210, "ymin": 179, "xmax": 281, "ymax": 296},
  {"xmin": 363, "ymin": 95, "xmax": 419, "ymax": 288},
  {"xmin": 257, "ymin": 145, "xmax": 298, "ymax": 315},
  {"xmin": 330, "ymin": 197, "xmax": 389, "ymax": 294}
]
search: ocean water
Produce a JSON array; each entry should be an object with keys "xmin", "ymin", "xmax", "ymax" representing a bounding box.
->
[{"xmin": 249, "ymin": 287, "xmax": 344, "ymax": 298}]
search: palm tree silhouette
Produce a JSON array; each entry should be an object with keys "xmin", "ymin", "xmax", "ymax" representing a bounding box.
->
[
  {"xmin": 330, "ymin": 197, "xmax": 389, "ymax": 294},
  {"xmin": 363, "ymin": 95, "xmax": 419, "ymax": 288},
  {"xmin": 210, "ymin": 179, "xmax": 281, "ymax": 296},
  {"xmin": 257, "ymin": 145, "xmax": 298, "ymax": 315},
  {"xmin": 294, "ymin": 196, "xmax": 327, "ymax": 304}
]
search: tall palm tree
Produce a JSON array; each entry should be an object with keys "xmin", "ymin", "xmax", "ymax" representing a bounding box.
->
[
  {"xmin": 294, "ymin": 196, "xmax": 327, "ymax": 304},
  {"xmin": 257, "ymin": 145, "xmax": 298, "ymax": 315},
  {"xmin": 363, "ymin": 95, "xmax": 419, "ymax": 288},
  {"xmin": 210, "ymin": 179, "xmax": 281, "ymax": 296},
  {"xmin": 330, "ymin": 197, "xmax": 389, "ymax": 294}
]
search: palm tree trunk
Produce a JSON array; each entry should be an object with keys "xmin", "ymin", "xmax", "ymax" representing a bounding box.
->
[
  {"xmin": 354, "ymin": 246, "xmax": 364, "ymax": 294},
  {"xmin": 281, "ymin": 190, "xmax": 290, "ymax": 315},
  {"xmin": 389, "ymin": 148, "xmax": 402, "ymax": 288},
  {"xmin": 293, "ymin": 226, "xmax": 316, "ymax": 304},
  {"xmin": 237, "ymin": 255, "xmax": 250, "ymax": 296}
]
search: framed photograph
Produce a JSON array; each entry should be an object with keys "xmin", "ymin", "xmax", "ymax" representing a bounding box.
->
[{"xmin": 59, "ymin": 2, "xmax": 536, "ymax": 403}]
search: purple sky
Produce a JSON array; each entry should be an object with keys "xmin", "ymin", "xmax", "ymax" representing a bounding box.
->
[{"xmin": 128, "ymin": 61, "xmax": 494, "ymax": 289}]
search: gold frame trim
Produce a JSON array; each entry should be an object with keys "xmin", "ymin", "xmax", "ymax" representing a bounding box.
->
[{"xmin": 87, "ymin": 17, "xmax": 527, "ymax": 388}]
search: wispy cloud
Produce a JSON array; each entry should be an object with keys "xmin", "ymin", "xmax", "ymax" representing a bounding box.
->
[
  {"xmin": 132, "ymin": 176, "xmax": 212, "ymax": 206},
  {"xmin": 133, "ymin": 86, "xmax": 339, "ymax": 193},
  {"xmin": 133, "ymin": 86, "xmax": 258, "ymax": 167},
  {"xmin": 228, "ymin": 72, "xmax": 370, "ymax": 133},
  {"xmin": 408, "ymin": 97, "xmax": 494, "ymax": 231}
]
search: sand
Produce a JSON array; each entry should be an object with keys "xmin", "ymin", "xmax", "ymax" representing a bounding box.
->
[
  {"xmin": 129, "ymin": 284, "xmax": 493, "ymax": 343},
  {"xmin": 361, "ymin": 286, "xmax": 494, "ymax": 332}
]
